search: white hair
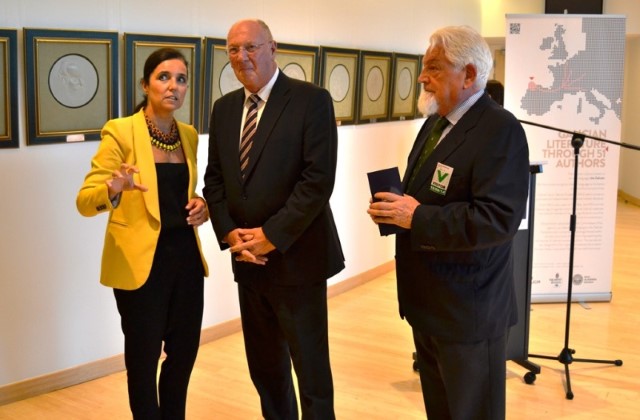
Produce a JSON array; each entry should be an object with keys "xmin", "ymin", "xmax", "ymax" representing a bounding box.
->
[{"xmin": 428, "ymin": 26, "xmax": 493, "ymax": 90}]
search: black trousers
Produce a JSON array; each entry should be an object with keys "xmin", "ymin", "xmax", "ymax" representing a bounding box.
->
[
  {"xmin": 238, "ymin": 280, "xmax": 335, "ymax": 420},
  {"xmin": 114, "ymin": 228, "xmax": 204, "ymax": 420},
  {"xmin": 412, "ymin": 329, "xmax": 508, "ymax": 420}
]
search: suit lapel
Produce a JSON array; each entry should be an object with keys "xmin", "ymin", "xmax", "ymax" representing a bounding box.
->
[
  {"xmin": 131, "ymin": 110, "xmax": 160, "ymax": 222},
  {"xmin": 222, "ymin": 90, "xmax": 245, "ymax": 183},
  {"xmin": 405, "ymin": 94, "xmax": 490, "ymax": 193},
  {"xmin": 403, "ymin": 117, "xmax": 437, "ymax": 189},
  {"xmin": 178, "ymin": 123, "xmax": 197, "ymax": 198},
  {"xmin": 242, "ymin": 72, "xmax": 291, "ymax": 181}
]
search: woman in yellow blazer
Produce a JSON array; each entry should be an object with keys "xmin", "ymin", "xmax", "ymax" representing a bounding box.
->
[{"xmin": 77, "ymin": 48, "xmax": 208, "ymax": 420}]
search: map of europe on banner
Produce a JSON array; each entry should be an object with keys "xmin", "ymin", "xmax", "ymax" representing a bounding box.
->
[{"xmin": 505, "ymin": 15, "xmax": 626, "ymax": 302}]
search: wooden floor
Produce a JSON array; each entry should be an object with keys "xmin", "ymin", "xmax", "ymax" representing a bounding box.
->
[{"xmin": 1, "ymin": 199, "xmax": 638, "ymax": 419}]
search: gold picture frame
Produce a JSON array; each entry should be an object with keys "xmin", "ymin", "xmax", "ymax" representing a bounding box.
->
[
  {"xmin": 124, "ymin": 33, "xmax": 202, "ymax": 128},
  {"xmin": 24, "ymin": 28, "xmax": 119, "ymax": 145},
  {"xmin": 277, "ymin": 42, "xmax": 319, "ymax": 84},
  {"xmin": 390, "ymin": 53, "xmax": 419, "ymax": 121},
  {"xmin": 1, "ymin": 29, "xmax": 18, "ymax": 148},
  {"xmin": 415, "ymin": 54, "xmax": 426, "ymax": 119},
  {"xmin": 357, "ymin": 50, "xmax": 392, "ymax": 124},
  {"xmin": 201, "ymin": 37, "xmax": 241, "ymax": 133},
  {"xmin": 319, "ymin": 46, "xmax": 360, "ymax": 126}
]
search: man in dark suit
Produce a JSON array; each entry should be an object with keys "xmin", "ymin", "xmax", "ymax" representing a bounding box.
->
[
  {"xmin": 203, "ymin": 19, "xmax": 344, "ymax": 420},
  {"xmin": 368, "ymin": 26, "xmax": 529, "ymax": 420}
]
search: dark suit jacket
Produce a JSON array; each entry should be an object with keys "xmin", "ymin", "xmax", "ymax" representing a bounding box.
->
[
  {"xmin": 203, "ymin": 71, "xmax": 344, "ymax": 285},
  {"xmin": 396, "ymin": 93, "xmax": 529, "ymax": 342}
]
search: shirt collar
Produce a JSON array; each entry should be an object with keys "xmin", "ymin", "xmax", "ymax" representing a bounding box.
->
[
  {"xmin": 244, "ymin": 68, "xmax": 279, "ymax": 103},
  {"xmin": 442, "ymin": 89, "xmax": 484, "ymax": 126}
]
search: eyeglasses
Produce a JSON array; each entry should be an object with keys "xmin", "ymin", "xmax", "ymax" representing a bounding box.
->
[{"xmin": 226, "ymin": 43, "xmax": 267, "ymax": 56}]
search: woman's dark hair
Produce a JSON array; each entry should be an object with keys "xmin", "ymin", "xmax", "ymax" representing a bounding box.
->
[{"xmin": 133, "ymin": 47, "xmax": 189, "ymax": 114}]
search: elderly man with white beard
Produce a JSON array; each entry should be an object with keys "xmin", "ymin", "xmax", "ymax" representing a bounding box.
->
[{"xmin": 368, "ymin": 25, "xmax": 530, "ymax": 420}]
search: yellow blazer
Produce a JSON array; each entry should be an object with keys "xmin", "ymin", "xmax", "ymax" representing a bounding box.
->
[{"xmin": 76, "ymin": 110, "xmax": 209, "ymax": 290}]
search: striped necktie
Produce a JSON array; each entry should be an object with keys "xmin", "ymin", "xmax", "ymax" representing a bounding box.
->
[
  {"xmin": 408, "ymin": 116, "xmax": 449, "ymax": 189},
  {"xmin": 240, "ymin": 94, "xmax": 261, "ymax": 178}
]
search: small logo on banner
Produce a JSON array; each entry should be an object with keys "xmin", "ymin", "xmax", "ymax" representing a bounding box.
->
[{"xmin": 430, "ymin": 163, "xmax": 453, "ymax": 196}]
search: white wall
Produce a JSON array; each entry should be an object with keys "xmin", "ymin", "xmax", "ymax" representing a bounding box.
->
[
  {"xmin": 620, "ymin": 36, "xmax": 640, "ymax": 198},
  {"xmin": 2, "ymin": 0, "xmax": 638, "ymax": 388},
  {"xmin": 0, "ymin": 0, "xmax": 483, "ymax": 387}
]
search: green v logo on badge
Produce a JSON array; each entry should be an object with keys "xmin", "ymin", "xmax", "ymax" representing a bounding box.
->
[{"xmin": 437, "ymin": 170, "xmax": 449, "ymax": 182}]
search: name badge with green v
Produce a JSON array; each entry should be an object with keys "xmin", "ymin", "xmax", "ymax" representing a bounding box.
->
[{"xmin": 430, "ymin": 163, "xmax": 454, "ymax": 195}]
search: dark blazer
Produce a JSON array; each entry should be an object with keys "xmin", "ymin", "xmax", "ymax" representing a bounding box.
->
[
  {"xmin": 396, "ymin": 93, "xmax": 529, "ymax": 342},
  {"xmin": 203, "ymin": 71, "xmax": 344, "ymax": 285}
]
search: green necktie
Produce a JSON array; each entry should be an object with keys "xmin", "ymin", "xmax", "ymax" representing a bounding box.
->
[{"xmin": 408, "ymin": 117, "xmax": 449, "ymax": 189}]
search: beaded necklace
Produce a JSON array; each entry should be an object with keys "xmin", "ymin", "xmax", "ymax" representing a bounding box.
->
[{"xmin": 144, "ymin": 112, "xmax": 181, "ymax": 152}]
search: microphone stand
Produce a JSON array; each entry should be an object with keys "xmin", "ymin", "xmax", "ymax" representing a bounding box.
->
[{"xmin": 518, "ymin": 119, "xmax": 638, "ymax": 400}]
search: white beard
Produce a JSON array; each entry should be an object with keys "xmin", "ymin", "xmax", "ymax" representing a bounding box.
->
[{"xmin": 417, "ymin": 90, "xmax": 439, "ymax": 117}]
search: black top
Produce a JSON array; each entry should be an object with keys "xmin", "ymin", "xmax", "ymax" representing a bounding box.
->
[{"xmin": 156, "ymin": 163, "xmax": 189, "ymax": 230}]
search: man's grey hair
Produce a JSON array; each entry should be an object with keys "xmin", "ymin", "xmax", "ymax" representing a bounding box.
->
[{"xmin": 428, "ymin": 26, "xmax": 493, "ymax": 90}]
